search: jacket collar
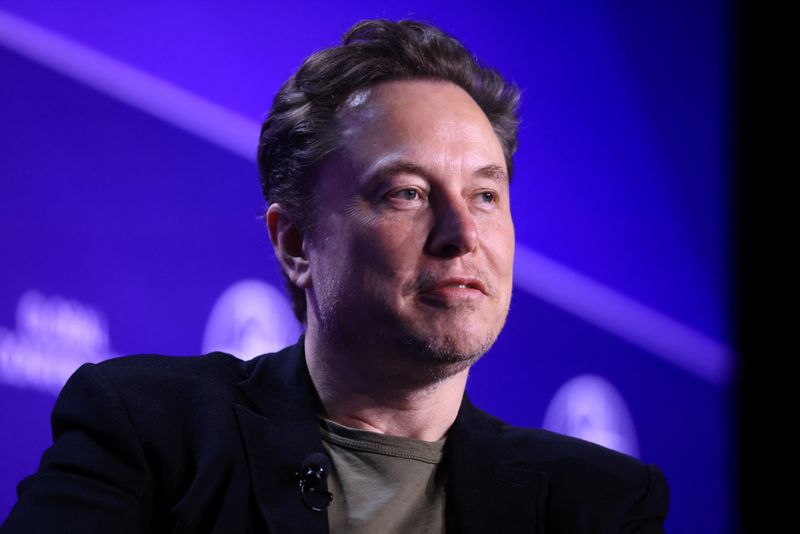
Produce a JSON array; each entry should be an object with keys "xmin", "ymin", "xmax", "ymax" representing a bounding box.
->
[
  {"xmin": 235, "ymin": 341, "xmax": 547, "ymax": 533},
  {"xmin": 235, "ymin": 342, "xmax": 329, "ymax": 534}
]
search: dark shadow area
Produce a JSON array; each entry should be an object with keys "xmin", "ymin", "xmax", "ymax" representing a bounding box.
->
[{"xmin": 736, "ymin": 3, "xmax": 798, "ymax": 532}]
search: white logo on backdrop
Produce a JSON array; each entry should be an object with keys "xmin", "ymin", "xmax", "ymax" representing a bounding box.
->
[
  {"xmin": 0, "ymin": 290, "xmax": 115, "ymax": 394},
  {"xmin": 202, "ymin": 279, "xmax": 301, "ymax": 361},
  {"xmin": 542, "ymin": 374, "xmax": 639, "ymax": 457}
]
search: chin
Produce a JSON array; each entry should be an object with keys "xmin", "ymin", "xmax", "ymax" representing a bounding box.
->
[
  {"xmin": 398, "ymin": 325, "xmax": 500, "ymax": 378},
  {"xmin": 420, "ymin": 312, "xmax": 505, "ymax": 355}
]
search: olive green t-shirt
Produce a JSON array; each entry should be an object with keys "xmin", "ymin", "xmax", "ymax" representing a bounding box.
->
[{"xmin": 320, "ymin": 419, "xmax": 447, "ymax": 534}]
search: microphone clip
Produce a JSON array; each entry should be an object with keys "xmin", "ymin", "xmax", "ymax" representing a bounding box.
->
[{"xmin": 296, "ymin": 452, "xmax": 333, "ymax": 512}]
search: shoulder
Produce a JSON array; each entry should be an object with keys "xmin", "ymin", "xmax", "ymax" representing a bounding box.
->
[
  {"xmin": 56, "ymin": 352, "xmax": 265, "ymax": 434},
  {"xmin": 90, "ymin": 351, "xmax": 253, "ymax": 390},
  {"xmin": 475, "ymin": 407, "xmax": 656, "ymax": 485},
  {"xmin": 476, "ymin": 409, "xmax": 669, "ymax": 529},
  {"xmin": 510, "ymin": 425, "xmax": 660, "ymax": 488}
]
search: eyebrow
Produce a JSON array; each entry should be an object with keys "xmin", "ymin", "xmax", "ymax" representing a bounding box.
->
[
  {"xmin": 366, "ymin": 160, "xmax": 509, "ymax": 185},
  {"xmin": 474, "ymin": 164, "xmax": 509, "ymax": 183},
  {"xmin": 363, "ymin": 160, "xmax": 430, "ymax": 188}
]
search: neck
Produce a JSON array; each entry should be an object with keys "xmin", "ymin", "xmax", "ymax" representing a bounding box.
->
[{"xmin": 304, "ymin": 330, "xmax": 469, "ymax": 442}]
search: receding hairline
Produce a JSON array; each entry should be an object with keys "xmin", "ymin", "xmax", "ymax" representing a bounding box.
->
[{"xmin": 333, "ymin": 78, "xmax": 511, "ymax": 171}]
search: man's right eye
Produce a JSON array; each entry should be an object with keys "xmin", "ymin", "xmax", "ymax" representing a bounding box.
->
[
  {"xmin": 387, "ymin": 188, "xmax": 425, "ymax": 202},
  {"xmin": 393, "ymin": 189, "xmax": 419, "ymax": 201}
]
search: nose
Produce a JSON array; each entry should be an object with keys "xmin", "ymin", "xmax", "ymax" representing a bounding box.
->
[{"xmin": 426, "ymin": 195, "xmax": 479, "ymax": 258}]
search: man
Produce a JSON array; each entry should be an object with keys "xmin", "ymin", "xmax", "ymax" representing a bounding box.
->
[{"xmin": 2, "ymin": 19, "xmax": 668, "ymax": 533}]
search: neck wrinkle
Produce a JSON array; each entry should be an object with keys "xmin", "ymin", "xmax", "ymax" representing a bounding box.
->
[{"xmin": 304, "ymin": 331, "xmax": 468, "ymax": 442}]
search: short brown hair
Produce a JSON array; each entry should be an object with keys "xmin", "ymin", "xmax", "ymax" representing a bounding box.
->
[{"xmin": 258, "ymin": 19, "xmax": 521, "ymax": 323}]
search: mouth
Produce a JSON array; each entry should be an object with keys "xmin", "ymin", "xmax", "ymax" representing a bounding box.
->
[
  {"xmin": 418, "ymin": 277, "xmax": 489, "ymax": 304},
  {"xmin": 427, "ymin": 277, "xmax": 487, "ymax": 293}
]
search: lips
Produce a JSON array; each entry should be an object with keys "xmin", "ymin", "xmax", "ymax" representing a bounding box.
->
[{"xmin": 421, "ymin": 277, "xmax": 488, "ymax": 296}]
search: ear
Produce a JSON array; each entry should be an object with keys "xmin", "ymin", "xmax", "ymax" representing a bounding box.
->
[{"xmin": 266, "ymin": 204, "xmax": 312, "ymax": 289}]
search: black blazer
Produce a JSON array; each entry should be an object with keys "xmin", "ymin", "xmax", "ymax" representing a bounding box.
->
[{"xmin": 2, "ymin": 343, "xmax": 668, "ymax": 533}]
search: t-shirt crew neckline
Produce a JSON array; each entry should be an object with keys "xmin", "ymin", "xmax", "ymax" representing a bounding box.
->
[{"xmin": 319, "ymin": 418, "xmax": 446, "ymax": 464}]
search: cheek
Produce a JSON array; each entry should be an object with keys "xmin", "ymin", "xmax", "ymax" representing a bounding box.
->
[
  {"xmin": 483, "ymin": 218, "xmax": 515, "ymax": 268},
  {"xmin": 351, "ymin": 213, "xmax": 428, "ymax": 268}
]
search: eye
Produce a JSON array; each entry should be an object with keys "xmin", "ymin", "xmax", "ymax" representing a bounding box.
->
[
  {"xmin": 477, "ymin": 191, "xmax": 497, "ymax": 204},
  {"xmin": 393, "ymin": 189, "xmax": 419, "ymax": 201},
  {"xmin": 386, "ymin": 187, "xmax": 426, "ymax": 205}
]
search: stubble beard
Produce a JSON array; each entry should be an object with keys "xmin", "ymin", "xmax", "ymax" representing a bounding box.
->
[
  {"xmin": 397, "ymin": 329, "xmax": 498, "ymax": 383},
  {"xmin": 318, "ymin": 296, "xmax": 505, "ymax": 388}
]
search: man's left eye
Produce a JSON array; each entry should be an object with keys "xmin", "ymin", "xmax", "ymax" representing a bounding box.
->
[{"xmin": 478, "ymin": 191, "xmax": 496, "ymax": 203}]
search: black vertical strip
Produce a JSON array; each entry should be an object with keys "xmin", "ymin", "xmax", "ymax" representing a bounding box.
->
[{"xmin": 736, "ymin": 2, "xmax": 798, "ymax": 532}]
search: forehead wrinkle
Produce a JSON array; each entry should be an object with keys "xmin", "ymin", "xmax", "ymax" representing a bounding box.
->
[
  {"xmin": 334, "ymin": 80, "xmax": 507, "ymax": 188},
  {"xmin": 363, "ymin": 155, "xmax": 432, "ymax": 186},
  {"xmin": 474, "ymin": 164, "xmax": 509, "ymax": 184},
  {"xmin": 360, "ymin": 154, "xmax": 507, "ymax": 193}
]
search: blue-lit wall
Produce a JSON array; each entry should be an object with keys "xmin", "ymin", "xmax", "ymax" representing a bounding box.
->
[{"xmin": 0, "ymin": 2, "xmax": 732, "ymax": 532}]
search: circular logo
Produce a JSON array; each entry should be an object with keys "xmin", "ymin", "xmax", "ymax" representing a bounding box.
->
[
  {"xmin": 542, "ymin": 374, "xmax": 639, "ymax": 457},
  {"xmin": 202, "ymin": 279, "xmax": 301, "ymax": 360}
]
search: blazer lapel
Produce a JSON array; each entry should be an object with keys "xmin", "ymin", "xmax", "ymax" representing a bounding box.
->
[
  {"xmin": 445, "ymin": 397, "xmax": 548, "ymax": 534},
  {"xmin": 235, "ymin": 342, "xmax": 329, "ymax": 534},
  {"xmin": 233, "ymin": 343, "xmax": 547, "ymax": 533}
]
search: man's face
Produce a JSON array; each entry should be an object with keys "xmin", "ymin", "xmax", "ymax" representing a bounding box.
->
[{"xmin": 306, "ymin": 79, "xmax": 515, "ymax": 376}]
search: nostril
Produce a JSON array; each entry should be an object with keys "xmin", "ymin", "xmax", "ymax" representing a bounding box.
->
[
  {"xmin": 425, "ymin": 198, "xmax": 480, "ymax": 257},
  {"xmin": 438, "ymin": 243, "xmax": 462, "ymax": 258}
]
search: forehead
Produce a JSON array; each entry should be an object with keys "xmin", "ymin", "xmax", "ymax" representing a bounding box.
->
[{"xmin": 334, "ymin": 79, "xmax": 506, "ymax": 175}]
